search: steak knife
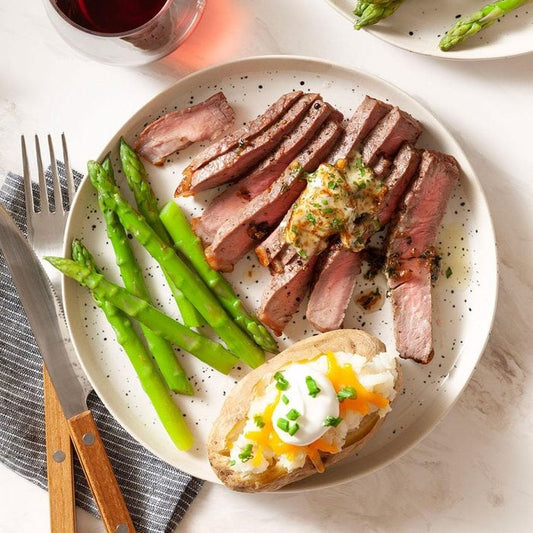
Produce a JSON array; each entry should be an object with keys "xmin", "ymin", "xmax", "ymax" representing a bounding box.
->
[{"xmin": 0, "ymin": 203, "xmax": 135, "ymax": 533}]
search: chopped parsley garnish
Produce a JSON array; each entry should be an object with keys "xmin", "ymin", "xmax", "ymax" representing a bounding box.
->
[
  {"xmin": 305, "ymin": 376, "xmax": 321, "ymax": 397},
  {"xmin": 253, "ymin": 415, "xmax": 265, "ymax": 428},
  {"xmin": 238, "ymin": 444, "xmax": 254, "ymax": 462},
  {"xmin": 328, "ymin": 180, "xmax": 338, "ymax": 190},
  {"xmin": 337, "ymin": 386, "xmax": 357, "ymax": 402},
  {"xmin": 281, "ymin": 394, "xmax": 289, "ymax": 405},
  {"xmin": 306, "ymin": 212, "xmax": 316, "ymax": 225},
  {"xmin": 229, "ymin": 460, "xmax": 236, "ymax": 466},
  {"xmin": 445, "ymin": 266, "xmax": 453, "ymax": 279},
  {"xmin": 324, "ymin": 416, "xmax": 343, "ymax": 428},
  {"xmin": 286, "ymin": 408, "xmax": 301, "ymax": 421},
  {"xmin": 274, "ymin": 372, "xmax": 289, "ymax": 390}
]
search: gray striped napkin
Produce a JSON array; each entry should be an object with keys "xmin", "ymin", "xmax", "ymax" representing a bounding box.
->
[{"xmin": 0, "ymin": 170, "xmax": 203, "ymax": 533}]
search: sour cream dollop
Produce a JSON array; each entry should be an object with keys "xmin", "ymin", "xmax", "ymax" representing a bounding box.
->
[{"xmin": 272, "ymin": 364, "xmax": 339, "ymax": 446}]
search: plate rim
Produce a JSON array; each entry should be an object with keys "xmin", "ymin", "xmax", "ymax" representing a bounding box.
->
[
  {"xmin": 63, "ymin": 54, "xmax": 499, "ymax": 492},
  {"xmin": 325, "ymin": 0, "xmax": 533, "ymax": 61}
]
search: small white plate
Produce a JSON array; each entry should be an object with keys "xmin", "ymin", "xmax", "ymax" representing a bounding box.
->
[
  {"xmin": 327, "ymin": 0, "xmax": 533, "ymax": 60},
  {"xmin": 63, "ymin": 56, "xmax": 497, "ymax": 491}
]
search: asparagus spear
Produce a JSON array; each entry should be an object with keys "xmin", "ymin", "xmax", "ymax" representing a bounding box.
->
[
  {"xmin": 46, "ymin": 255, "xmax": 239, "ymax": 374},
  {"xmin": 71, "ymin": 240, "xmax": 194, "ymax": 450},
  {"xmin": 118, "ymin": 138, "xmax": 204, "ymax": 328},
  {"xmin": 94, "ymin": 158, "xmax": 192, "ymax": 395},
  {"xmin": 439, "ymin": 0, "xmax": 532, "ymax": 51},
  {"xmin": 354, "ymin": 0, "xmax": 406, "ymax": 29},
  {"xmin": 87, "ymin": 161, "xmax": 265, "ymax": 369},
  {"xmin": 159, "ymin": 201, "xmax": 278, "ymax": 353}
]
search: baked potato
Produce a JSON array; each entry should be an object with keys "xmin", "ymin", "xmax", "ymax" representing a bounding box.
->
[{"xmin": 208, "ymin": 329, "xmax": 401, "ymax": 492}]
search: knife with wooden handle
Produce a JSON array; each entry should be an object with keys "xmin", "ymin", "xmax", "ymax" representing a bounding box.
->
[
  {"xmin": 0, "ymin": 203, "xmax": 135, "ymax": 533},
  {"xmin": 44, "ymin": 367, "xmax": 77, "ymax": 533}
]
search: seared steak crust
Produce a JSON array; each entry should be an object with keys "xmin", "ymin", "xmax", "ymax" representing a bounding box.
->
[
  {"xmin": 185, "ymin": 91, "xmax": 303, "ymax": 173},
  {"xmin": 176, "ymin": 93, "xmax": 320, "ymax": 195}
]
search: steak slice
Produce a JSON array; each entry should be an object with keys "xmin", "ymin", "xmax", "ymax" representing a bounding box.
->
[
  {"xmin": 362, "ymin": 107, "xmax": 422, "ymax": 167},
  {"xmin": 255, "ymin": 95, "xmax": 392, "ymax": 269},
  {"xmin": 176, "ymin": 93, "xmax": 320, "ymax": 196},
  {"xmin": 185, "ymin": 91, "xmax": 303, "ymax": 173},
  {"xmin": 258, "ymin": 254, "xmax": 319, "ymax": 336},
  {"xmin": 326, "ymin": 95, "xmax": 392, "ymax": 165},
  {"xmin": 305, "ymin": 144, "xmax": 421, "ymax": 332},
  {"xmin": 204, "ymin": 119, "xmax": 343, "ymax": 272},
  {"xmin": 193, "ymin": 100, "xmax": 338, "ymax": 245},
  {"xmin": 306, "ymin": 246, "xmax": 362, "ymax": 333},
  {"xmin": 387, "ymin": 150, "xmax": 460, "ymax": 363},
  {"xmin": 378, "ymin": 144, "xmax": 421, "ymax": 226},
  {"xmin": 135, "ymin": 92, "xmax": 236, "ymax": 166}
]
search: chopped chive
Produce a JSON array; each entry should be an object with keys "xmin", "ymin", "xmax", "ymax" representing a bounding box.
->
[
  {"xmin": 253, "ymin": 415, "xmax": 265, "ymax": 428},
  {"xmin": 306, "ymin": 212, "xmax": 316, "ymax": 225},
  {"xmin": 305, "ymin": 376, "xmax": 321, "ymax": 398},
  {"xmin": 238, "ymin": 444, "xmax": 254, "ymax": 463},
  {"xmin": 281, "ymin": 394, "xmax": 289, "ymax": 405},
  {"xmin": 288, "ymin": 423, "xmax": 300, "ymax": 436},
  {"xmin": 324, "ymin": 416, "xmax": 343, "ymax": 428},
  {"xmin": 274, "ymin": 371, "xmax": 289, "ymax": 391},
  {"xmin": 229, "ymin": 459, "xmax": 236, "ymax": 466},
  {"xmin": 286, "ymin": 408, "xmax": 301, "ymax": 421},
  {"xmin": 445, "ymin": 266, "xmax": 453, "ymax": 279},
  {"xmin": 277, "ymin": 418, "xmax": 290, "ymax": 432},
  {"xmin": 337, "ymin": 386, "xmax": 357, "ymax": 402}
]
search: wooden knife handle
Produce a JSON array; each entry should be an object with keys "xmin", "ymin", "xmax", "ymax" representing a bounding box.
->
[
  {"xmin": 68, "ymin": 410, "xmax": 135, "ymax": 533},
  {"xmin": 44, "ymin": 366, "xmax": 76, "ymax": 533}
]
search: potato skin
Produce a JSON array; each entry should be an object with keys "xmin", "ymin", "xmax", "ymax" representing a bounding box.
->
[{"xmin": 208, "ymin": 329, "xmax": 401, "ymax": 492}]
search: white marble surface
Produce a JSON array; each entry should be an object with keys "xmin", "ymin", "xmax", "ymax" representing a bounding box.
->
[{"xmin": 1, "ymin": 1, "xmax": 532, "ymax": 532}]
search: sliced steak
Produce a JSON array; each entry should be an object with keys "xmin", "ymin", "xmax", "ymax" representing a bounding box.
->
[
  {"xmin": 255, "ymin": 95, "xmax": 392, "ymax": 269},
  {"xmin": 362, "ymin": 107, "xmax": 422, "ymax": 167},
  {"xmin": 388, "ymin": 259, "xmax": 433, "ymax": 364},
  {"xmin": 306, "ymin": 246, "xmax": 362, "ymax": 332},
  {"xmin": 326, "ymin": 95, "xmax": 392, "ymax": 164},
  {"xmin": 193, "ymin": 100, "xmax": 338, "ymax": 245},
  {"xmin": 135, "ymin": 92, "xmax": 236, "ymax": 166},
  {"xmin": 387, "ymin": 150, "xmax": 460, "ymax": 364},
  {"xmin": 304, "ymin": 145, "xmax": 421, "ymax": 333},
  {"xmin": 258, "ymin": 254, "xmax": 319, "ymax": 336},
  {"xmin": 185, "ymin": 91, "xmax": 303, "ymax": 173},
  {"xmin": 204, "ymin": 119, "xmax": 343, "ymax": 272},
  {"xmin": 373, "ymin": 156, "xmax": 392, "ymax": 179},
  {"xmin": 176, "ymin": 93, "xmax": 321, "ymax": 196},
  {"xmin": 255, "ymin": 210, "xmax": 292, "ymax": 271}
]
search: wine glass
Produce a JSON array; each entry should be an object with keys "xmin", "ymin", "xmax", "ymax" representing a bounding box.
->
[{"xmin": 43, "ymin": 0, "xmax": 206, "ymax": 66}]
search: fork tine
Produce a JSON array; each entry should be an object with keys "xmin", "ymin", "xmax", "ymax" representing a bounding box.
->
[
  {"xmin": 35, "ymin": 135, "xmax": 49, "ymax": 213},
  {"xmin": 62, "ymin": 133, "xmax": 75, "ymax": 209},
  {"xmin": 21, "ymin": 136, "xmax": 35, "ymax": 238},
  {"xmin": 48, "ymin": 135, "xmax": 64, "ymax": 214}
]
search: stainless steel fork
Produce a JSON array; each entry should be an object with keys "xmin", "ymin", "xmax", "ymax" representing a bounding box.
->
[{"xmin": 22, "ymin": 134, "xmax": 77, "ymax": 533}]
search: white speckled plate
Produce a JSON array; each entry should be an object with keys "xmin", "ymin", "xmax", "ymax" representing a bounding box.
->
[
  {"xmin": 327, "ymin": 0, "xmax": 533, "ymax": 60},
  {"xmin": 63, "ymin": 56, "xmax": 497, "ymax": 491}
]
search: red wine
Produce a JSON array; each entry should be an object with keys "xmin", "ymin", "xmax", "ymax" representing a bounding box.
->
[{"xmin": 56, "ymin": 0, "xmax": 167, "ymax": 34}]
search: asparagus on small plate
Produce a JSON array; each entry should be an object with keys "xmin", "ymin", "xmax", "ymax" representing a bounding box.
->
[
  {"xmin": 353, "ymin": 0, "xmax": 406, "ymax": 29},
  {"xmin": 440, "ymin": 0, "xmax": 533, "ymax": 51}
]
